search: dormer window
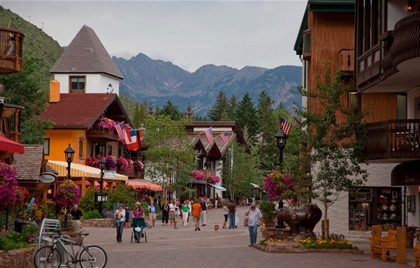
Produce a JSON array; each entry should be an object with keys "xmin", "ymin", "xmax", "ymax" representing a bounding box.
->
[{"xmin": 70, "ymin": 76, "xmax": 85, "ymax": 93}]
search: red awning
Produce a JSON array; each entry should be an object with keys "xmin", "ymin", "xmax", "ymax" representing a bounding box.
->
[
  {"xmin": 0, "ymin": 136, "xmax": 24, "ymax": 154},
  {"xmin": 126, "ymin": 180, "xmax": 162, "ymax": 191}
]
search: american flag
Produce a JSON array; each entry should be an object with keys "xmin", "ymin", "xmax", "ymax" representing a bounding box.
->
[
  {"xmin": 115, "ymin": 122, "xmax": 125, "ymax": 141},
  {"xmin": 205, "ymin": 127, "xmax": 213, "ymax": 144},
  {"xmin": 279, "ymin": 117, "xmax": 292, "ymax": 136},
  {"xmin": 220, "ymin": 131, "xmax": 230, "ymax": 143}
]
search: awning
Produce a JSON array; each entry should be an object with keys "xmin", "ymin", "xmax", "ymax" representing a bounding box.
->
[
  {"xmin": 126, "ymin": 180, "xmax": 162, "ymax": 191},
  {"xmin": 0, "ymin": 136, "xmax": 24, "ymax": 154},
  {"xmin": 47, "ymin": 160, "xmax": 128, "ymax": 181},
  {"xmin": 250, "ymin": 183, "xmax": 260, "ymax": 188},
  {"xmin": 207, "ymin": 183, "xmax": 226, "ymax": 191}
]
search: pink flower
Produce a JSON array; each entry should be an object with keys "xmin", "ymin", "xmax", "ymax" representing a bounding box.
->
[
  {"xmin": 208, "ymin": 175, "xmax": 221, "ymax": 184},
  {"xmin": 192, "ymin": 170, "xmax": 206, "ymax": 180},
  {"xmin": 263, "ymin": 170, "xmax": 295, "ymax": 202}
]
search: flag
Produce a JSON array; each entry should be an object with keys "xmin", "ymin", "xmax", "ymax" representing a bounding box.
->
[
  {"xmin": 220, "ymin": 131, "xmax": 230, "ymax": 143},
  {"xmin": 205, "ymin": 127, "xmax": 213, "ymax": 144},
  {"xmin": 137, "ymin": 129, "xmax": 144, "ymax": 149},
  {"xmin": 115, "ymin": 122, "xmax": 125, "ymax": 142},
  {"xmin": 279, "ymin": 117, "xmax": 292, "ymax": 135},
  {"xmin": 127, "ymin": 129, "xmax": 138, "ymax": 151},
  {"xmin": 123, "ymin": 124, "xmax": 132, "ymax": 145}
]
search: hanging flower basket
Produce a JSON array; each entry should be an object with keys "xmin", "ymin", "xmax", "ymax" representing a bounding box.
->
[
  {"xmin": 208, "ymin": 175, "xmax": 221, "ymax": 184},
  {"xmin": 192, "ymin": 170, "xmax": 206, "ymax": 181},
  {"xmin": 53, "ymin": 180, "xmax": 81, "ymax": 209},
  {"xmin": 133, "ymin": 160, "xmax": 145, "ymax": 173},
  {"xmin": 104, "ymin": 155, "xmax": 117, "ymax": 169},
  {"xmin": 117, "ymin": 156, "xmax": 133, "ymax": 172},
  {"xmin": 12, "ymin": 186, "xmax": 29, "ymax": 206},
  {"xmin": 0, "ymin": 160, "xmax": 18, "ymax": 206}
]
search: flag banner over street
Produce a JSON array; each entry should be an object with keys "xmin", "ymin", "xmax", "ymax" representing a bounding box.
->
[{"xmin": 279, "ymin": 117, "xmax": 292, "ymax": 135}]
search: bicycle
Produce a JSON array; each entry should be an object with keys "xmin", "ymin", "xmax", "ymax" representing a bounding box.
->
[{"xmin": 33, "ymin": 229, "xmax": 107, "ymax": 268}]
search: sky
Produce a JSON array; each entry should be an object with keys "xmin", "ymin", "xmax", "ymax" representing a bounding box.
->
[{"xmin": 1, "ymin": 0, "xmax": 307, "ymax": 72}]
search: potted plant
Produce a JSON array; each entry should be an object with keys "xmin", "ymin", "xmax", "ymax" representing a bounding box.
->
[{"xmin": 259, "ymin": 200, "xmax": 276, "ymax": 227}]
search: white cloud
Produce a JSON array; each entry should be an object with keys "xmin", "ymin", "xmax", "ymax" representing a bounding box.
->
[{"xmin": 1, "ymin": 0, "xmax": 307, "ymax": 72}]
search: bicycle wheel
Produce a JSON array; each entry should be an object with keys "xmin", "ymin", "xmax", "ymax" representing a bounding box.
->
[
  {"xmin": 79, "ymin": 245, "xmax": 107, "ymax": 268},
  {"xmin": 34, "ymin": 245, "xmax": 62, "ymax": 268}
]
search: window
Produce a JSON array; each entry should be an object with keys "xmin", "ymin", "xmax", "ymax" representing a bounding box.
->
[
  {"xmin": 70, "ymin": 76, "xmax": 85, "ymax": 93},
  {"xmin": 43, "ymin": 138, "xmax": 50, "ymax": 155},
  {"xmin": 78, "ymin": 135, "xmax": 84, "ymax": 159}
]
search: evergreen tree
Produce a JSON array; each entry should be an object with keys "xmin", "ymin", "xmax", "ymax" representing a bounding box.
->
[
  {"xmin": 256, "ymin": 91, "xmax": 278, "ymax": 172},
  {"xmin": 228, "ymin": 94, "xmax": 238, "ymax": 121},
  {"xmin": 160, "ymin": 100, "xmax": 182, "ymax": 121},
  {"xmin": 207, "ymin": 91, "xmax": 230, "ymax": 121},
  {"xmin": 235, "ymin": 92, "xmax": 258, "ymax": 141},
  {"xmin": 0, "ymin": 54, "xmax": 53, "ymax": 144}
]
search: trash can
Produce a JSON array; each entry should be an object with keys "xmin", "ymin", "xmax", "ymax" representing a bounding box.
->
[{"xmin": 14, "ymin": 220, "xmax": 24, "ymax": 233}]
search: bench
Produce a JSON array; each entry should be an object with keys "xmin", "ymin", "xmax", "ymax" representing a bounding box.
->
[
  {"xmin": 370, "ymin": 225, "xmax": 407, "ymax": 264},
  {"xmin": 415, "ymin": 244, "xmax": 420, "ymax": 268}
]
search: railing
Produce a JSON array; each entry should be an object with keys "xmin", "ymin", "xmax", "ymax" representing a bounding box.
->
[
  {"xmin": 391, "ymin": 12, "xmax": 420, "ymax": 67},
  {"xmin": 364, "ymin": 119, "xmax": 420, "ymax": 161},
  {"xmin": 86, "ymin": 128, "xmax": 119, "ymax": 141},
  {"xmin": 0, "ymin": 27, "xmax": 24, "ymax": 74}
]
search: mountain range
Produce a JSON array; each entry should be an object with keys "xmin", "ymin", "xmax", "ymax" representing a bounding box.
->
[
  {"xmin": 0, "ymin": 6, "xmax": 302, "ymax": 117},
  {"xmin": 114, "ymin": 53, "xmax": 302, "ymax": 116}
]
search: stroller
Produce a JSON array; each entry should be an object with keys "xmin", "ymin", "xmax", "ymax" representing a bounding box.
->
[{"xmin": 131, "ymin": 218, "xmax": 148, "ymax": 243}]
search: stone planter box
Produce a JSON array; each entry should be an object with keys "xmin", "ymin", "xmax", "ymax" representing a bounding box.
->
[
  {"xmin": 81, "ymin": 216, "xmax": 150, "ymax": 228},
  {"xmin": 0, "ymin": 246, "xmax": 36, "ymax": 268},
  {"xmin": 254, "ymin": 242, "xmax": 364, "ymax": 254}
]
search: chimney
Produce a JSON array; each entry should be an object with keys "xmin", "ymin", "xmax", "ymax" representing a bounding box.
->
[{"xmin": 49, "ymin": 80, "xmax": 60, "ymax": 103}]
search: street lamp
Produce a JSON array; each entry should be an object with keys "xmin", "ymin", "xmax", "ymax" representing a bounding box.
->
[
  {"xmin": 98, "ymin": 157, "xmax": 106, "ymax": 216},
  {"xmin": 275, "ymin": 129, "xmax": 288, "ymax": 229},
  {"xmin": 64, "ymin": 144, "xmax": 75, "ymax": 181},
  {"xmin": 275, "ymin": 129, "xmax": 287, "ymax": 168}
]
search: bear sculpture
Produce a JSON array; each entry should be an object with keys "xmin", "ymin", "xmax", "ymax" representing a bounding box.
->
[{"xmin": 273, "ymin": 203, "xmax": 322, "ymax": 236}]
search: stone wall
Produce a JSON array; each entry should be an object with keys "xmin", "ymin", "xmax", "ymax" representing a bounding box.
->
[
  {"xmin": 81, "ymin": 216, "xmax": 150, "ymax": 228},
  {"xmin": 0, "ymin": 247, "xmax": 36, "ymax": 268}
]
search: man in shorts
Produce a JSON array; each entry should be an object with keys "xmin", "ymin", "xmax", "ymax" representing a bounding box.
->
[{"xmin": 191, "ymin": 199, "xmax": 202, "ymax": 231}]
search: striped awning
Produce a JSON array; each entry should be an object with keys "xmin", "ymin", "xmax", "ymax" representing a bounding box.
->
[{"xmin": 47, "ymin": 160, "xmax": 128, "ymax": 181}]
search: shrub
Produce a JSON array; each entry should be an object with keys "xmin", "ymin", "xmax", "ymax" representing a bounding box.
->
[
  {"xmin": 83, "ymin": 210, "xmax": 101, "ymax": 219},
  {"xmin": 295, "ymin": 238, "xmax": 357, "ymax": 249},
  {"xmin": 79, "ymin": 188, "xmax": 98, "ymax": 212},
  {"xmin": 0, "ymin": 231, "xmax": 29, "ymax": 251}
]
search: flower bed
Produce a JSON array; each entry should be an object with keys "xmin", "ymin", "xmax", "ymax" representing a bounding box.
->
[
  {"xmin": 0, "ymin": 246, "xmax": 36, "ymax": 268},
  {"xmin": 255, "ymin": 239, "xmax": 363, "ymax": 254}
]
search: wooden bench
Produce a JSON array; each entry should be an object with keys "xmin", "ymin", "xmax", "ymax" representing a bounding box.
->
[{"xmin": 370, "ymin": 225, "xmax": 398, "ymax": 262}]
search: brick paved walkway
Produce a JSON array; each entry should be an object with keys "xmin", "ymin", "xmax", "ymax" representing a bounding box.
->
[{"xmin": 81, "ymin": 206, "xmax": 415, "ymax": 268}]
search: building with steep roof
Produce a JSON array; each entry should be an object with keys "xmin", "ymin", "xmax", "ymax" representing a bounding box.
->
[{"xmin": 50, "ymin": 25, "xmax": 123, "ymax": 95}]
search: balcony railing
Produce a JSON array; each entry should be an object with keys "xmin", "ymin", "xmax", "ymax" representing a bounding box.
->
[
  {"xmin": 86, "ymin": 128, "xmax": 119, "ymax": 141},
  {"xmin": 364, "ymin": 119, "xmax": 420, "ymax": 161},
  {"xmin": 0, "ymin": 27, "xmax": 24, "ymax": 74}
]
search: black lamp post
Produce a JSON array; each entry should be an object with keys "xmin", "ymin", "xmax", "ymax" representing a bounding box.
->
[
  {"xmin": 64, "ymin": 144, "xmax": 75, "ymax": 181},
  {"xmin": 98, "ymin": 157, "xmax": 106, "ymax": 216},
  {"xmin": 275, "ymin": 129, "xmax": 288, "ymax": 229},
  {"xmin": 275, "ymin": 129, "xmax": 287, "ymax": 168},
  {"xmin": 63, "ymin": 144, "xmax": 75, "ymax": 229}
]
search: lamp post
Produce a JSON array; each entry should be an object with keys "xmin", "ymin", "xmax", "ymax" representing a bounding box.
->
[
  {"xmin": 63, "ymin": 144, "xmax": 75, "ymax": 229},
  {"xmin": 275, "ymin": 129, "xmax": 288, "ymax": 229},
  {"xmin": 98, "ymin": 158, "xmax": 106, "ymax": 216},
  {"xmin": 64, "ymin": 144, "xmax": 75, "ymax": 181}
]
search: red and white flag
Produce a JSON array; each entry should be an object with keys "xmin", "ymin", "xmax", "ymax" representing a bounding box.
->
[
  {"xmin": 137, "ymin": 129, "xmax": 144, "ymax": 149},
  {"xmin": 279, "ymin": 117, "xmax": 292, "ymax": 136},
  {"xmin": 123, "ymin": 124, "xmax": 132, "ymax": 145},
  {"xmin": 115, "ymin": 122, "xmax": 125, "ymax": 143},
  {"xmin": 205, "ymin": 127, "xmax": 213, "ymax": 144},
  {"xmin": 220, "ymin": 131, "xmax": 229, "ymax": 143}
]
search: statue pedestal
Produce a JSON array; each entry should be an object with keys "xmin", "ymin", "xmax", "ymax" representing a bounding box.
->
[{"xmin": 263, "ymin": 227, "xmax": 291, "ymax": 241}]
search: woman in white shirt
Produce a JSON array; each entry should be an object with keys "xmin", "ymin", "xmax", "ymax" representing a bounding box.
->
[{"xmin": 115, "ymin": 204, "xmax": 126, "ymax": 242}]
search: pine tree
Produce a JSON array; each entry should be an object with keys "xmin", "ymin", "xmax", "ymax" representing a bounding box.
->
[
  {"xmin": 235, "ymin": 92, "xmax": 258, "ymax": 140},
  {"xmin": 207, "ymin": 91, "xmax": 230, "ymax": 121},
  {"xmin": 160, "ymin": 100, "xmax": 182, "ymax": 121}
]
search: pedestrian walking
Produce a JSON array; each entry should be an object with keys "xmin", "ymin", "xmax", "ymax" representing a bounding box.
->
[
  {"xmin": 222, "ymin": 202, "xmax": 228, "ymax": 229},
  {"xmin": 199, "ymin": 196, "xmax": 208, "ymax": 226},
  {"xmin": 160, "ymin": 199, "xmax": 169, "ymax": 226},
  {"xmin": 114, "ymin": 204, "xmax": 126, "ymax": 243},
  {"xmin": 227, "ymin": 199, "xmax": 236, "ymax": 229},
  {"xmin": 244, "ymin": 202, "xmax": 262, "ymax": 247},
  {"xmin": 169, "ymin": 199, "xmax": 178, "ymax": 229},
  {"xmin": 182, "ymin": 200, "xmax": 189, "ymax": 227},
  {"xmin": 148, "ymin": 200, "xmax": 157, "ymax": 226},
  {"xmin": 191, "ymin": 199, "xmax": 202, "ymax": 231}
]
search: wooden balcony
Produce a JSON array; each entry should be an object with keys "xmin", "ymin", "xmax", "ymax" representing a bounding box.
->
[
  {"xmin": 86, "ymin": 128, "xmax": 119, "ymax": 141},
  {"xmin": 364, "ymin": 119, "xmax": 420, "ymax": 163},
  {"xmin": 0, "ymin": 27, "xmax": 24, "ymax": 74}
]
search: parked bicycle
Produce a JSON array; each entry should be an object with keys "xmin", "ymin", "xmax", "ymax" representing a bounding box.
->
[{"xmin": 33, "ymin": 229, "xmax": 107, "ymax": 268}]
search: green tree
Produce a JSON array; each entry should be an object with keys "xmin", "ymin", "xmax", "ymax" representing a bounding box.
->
[
  {"xmin": 222, "ymin": 142, "xmax": 261, "ymax": 202},
  {"xmin": 0, "ymin": 54, "xmax": 53, "ymax": 144},
  {"xmin": 256, "ymin": 91, "xmax": 278, "ymax": 172},
  {"xmin": 143, "ymin": 115, "xmax": 196, "ymax": 199},
  {"xmin": 160, "ymin": 100, "xmax": 182, "ymax": 121},
  {"xmin": 207, "ymin": 91, "xmax": 230, "ymax": 121},
  {"xmin": 298, "ymin": 62, "xmax": 369, "ymax": 238},
  {"xmin": 235, "ymin": 92, "xmax": 258, "ymax": 141}
]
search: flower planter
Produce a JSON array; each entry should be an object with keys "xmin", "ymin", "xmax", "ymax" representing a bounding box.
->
[{"xmin": 407, "ymin": 231, "xmax": 415, "ymax": 248}]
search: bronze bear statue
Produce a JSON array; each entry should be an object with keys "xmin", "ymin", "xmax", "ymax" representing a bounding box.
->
[{"xmin": 273, "ymin": 203, "xmax": 322, "ymax": 236}]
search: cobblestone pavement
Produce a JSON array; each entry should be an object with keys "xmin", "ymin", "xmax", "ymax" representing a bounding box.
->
[{"xmin": 81, "ymin": 206, "xmax": 415, "ymax": 268}]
